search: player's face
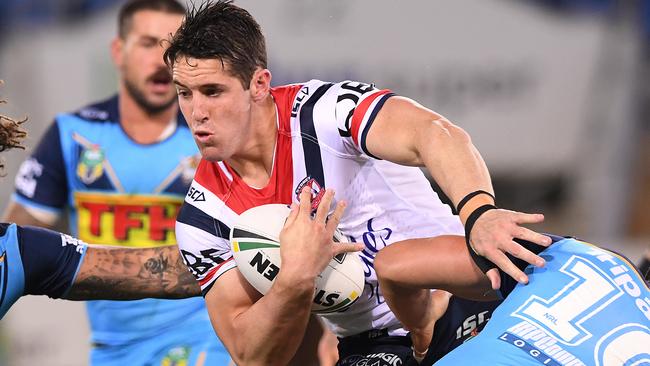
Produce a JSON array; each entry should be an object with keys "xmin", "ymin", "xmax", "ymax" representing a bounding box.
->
[
  {"xmin": 113, "ymin": 10, "xmax": 183, "ymax": 114},
  {"xmin": 172, "ymin": 57, "xmax": 254, "ymax": 162}
]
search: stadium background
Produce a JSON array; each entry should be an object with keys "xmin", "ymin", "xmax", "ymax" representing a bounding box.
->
[{"xmin": 0, "ymin": 0, "xmax": 649, "ymax": 364}]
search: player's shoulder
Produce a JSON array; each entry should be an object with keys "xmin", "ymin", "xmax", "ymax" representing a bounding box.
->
[
  {"xmin": 291, "ymin": 79, "xmax": 388, "ymax": 114},
  {"xmin": 192, "ymin": 159, "xmax": 230, "ymax": 196},
  {"xmin": 181, "ymin": 160, "xmax": 237, "ymax": 222},
  {"xmin": 57, "ymin": 95, "xmax": 119, "ymax": 125},
  {"xmin": 272, "ymin": 79, "xmax": 380, "ymax": 112},
  {"xmin": 271, "ymin": 79, "xmax": 348, "ymax": 105}
]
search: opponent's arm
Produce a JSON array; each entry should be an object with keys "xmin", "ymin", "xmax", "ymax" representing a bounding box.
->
[
  {"xmin": 366, "ymin": 96, "xmax": 551, "ymax": 288},
  {"xmin": 375, "ymin": 236, "xmax": 493, "ymax": 361},
  {"xmin": 203, "ymin": 189, "xmax": 360, "ymax": 366},
  {"xmin": 2, "ymin": 200, "xmax": 54, "ymax": 228},
  {"xmin": 65, "ymin": 245, "xmax": 200, "ymax": 300}
]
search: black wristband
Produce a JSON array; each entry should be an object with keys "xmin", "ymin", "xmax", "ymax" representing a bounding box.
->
[
  {"xmin": 455, "ymin": 190, "xmax": 495, "ymax": 215},
  {"xmin": 464, "ymin": 204, "xmax": 498, "ymax": 274},
  {"xmin": 640, "ymin": 257, "xmax": 650, "ymax": 282}
]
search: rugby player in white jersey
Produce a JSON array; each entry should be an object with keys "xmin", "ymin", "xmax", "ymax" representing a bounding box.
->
[{"xmin": 165, "ymin": 1, "xmax": 552, "ymax": 365}]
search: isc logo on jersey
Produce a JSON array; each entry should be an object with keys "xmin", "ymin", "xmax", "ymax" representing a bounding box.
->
[
  {"xmin": 230, "ymin": 204, "xmax": 365, "ymax": 313},
  {"xmin": 74, "ymin": 192, "xmax": 182, "ymax": 247}
]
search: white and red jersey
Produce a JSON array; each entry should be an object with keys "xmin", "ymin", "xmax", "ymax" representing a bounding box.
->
[{"xmin": 176, "ymin": 79, "xmax": 464, "ymax": 337}]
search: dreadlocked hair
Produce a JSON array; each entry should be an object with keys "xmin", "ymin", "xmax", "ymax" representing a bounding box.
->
[
  {"xmin": 0, "ymin": 99, "xmax": 27, "ymax": 153},
  {"xmin": 0, "ymin": 82, "xmax": 28, "ymax": 173}
]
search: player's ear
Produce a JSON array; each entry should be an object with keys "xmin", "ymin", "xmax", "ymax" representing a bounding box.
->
[
  {"xmin": 110, "ymin": 37, "xmax": 124, "ymax": 68},
  {"xmin": 250, "ymin": 68, "xmax": 272, "ymax": 102}
]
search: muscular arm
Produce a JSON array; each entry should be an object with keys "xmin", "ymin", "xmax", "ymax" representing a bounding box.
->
[
  {"xmin": 367, "ymin": 97, "xmax": 550, "ymax": 287},
  {"xmin": 375, "ymin": 236, "xmax": 494, "ymax": 357},
  {"xmin": 205, "ymin": 268, "xmax": 315, "ymax": 366},
  {"xmin": 65, "ymin": 244, "xmax": 200, "ymax": 300},
  {"xmin": 366, "ymin": 97, "xmax": 491, "ymax": 202},
  {"xmin": 204, "ymin": 189, "xmax": 356, "ymax": 366},
  {"xmin": 200, "ymin": 189, "xmax": 358, "ymax": 366}
]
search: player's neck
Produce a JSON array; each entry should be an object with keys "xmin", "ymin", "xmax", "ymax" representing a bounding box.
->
[
  {"xmin": 118, "ymin": 90, "xmax": 178, "ymax": 145},
  {"xmin": 227, "ymin": 95, "xmax": 278, "ymax": 189}
]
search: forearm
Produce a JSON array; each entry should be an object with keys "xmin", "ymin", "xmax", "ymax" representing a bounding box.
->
[
  {"xmin": 226, "ymin": 272, "xmax": 316, "ymax": 366},
  {"xmin": 417, "ymin": 120, "xmax": 493, "ymax": 211},
  {"xmin": 380, "ymin": 276, "xmax": 432, "ymax": 335},
  {"xmin": 66, "ymin": 245, "xmax": 199, "ymax": 300},
  {"xmin": 216, "ymin": 187, "xmax": 351, "ymax": 365},
  {"xmin": 374, "ymin": 237, "xmax": 496, "ymax": 300}
]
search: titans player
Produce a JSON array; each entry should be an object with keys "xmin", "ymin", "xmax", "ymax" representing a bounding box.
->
[
  {"xmin": 0, "ymin": 99, "xmax": 200, "ymax": 320},
  {"xmin": 375, "ymin": 235, "xmax": 650, "ymax": 365}
]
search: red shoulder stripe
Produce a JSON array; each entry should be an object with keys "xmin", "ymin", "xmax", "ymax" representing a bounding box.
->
[{"xmin": 350, "ymin": 89, "xmax": 392, "ymax": 147}]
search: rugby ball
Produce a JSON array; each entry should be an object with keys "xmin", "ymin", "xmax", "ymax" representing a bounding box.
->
[{"xmin": 230, "ymin": 204, "xmax": 364, "ymax": 314}]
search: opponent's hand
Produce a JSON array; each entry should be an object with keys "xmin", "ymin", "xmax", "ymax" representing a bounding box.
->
[
  {"xmin": 279, "ymin": 187, "xmax": 363, "ymax": 281},
  {"xmin": 469, "ymin": 208, "xmax": 551, "ymax": 289}
]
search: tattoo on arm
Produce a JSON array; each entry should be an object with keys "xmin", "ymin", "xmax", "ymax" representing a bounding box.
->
[{"xmin": 65, "ymin": 245, "xmax": 200, "ymax": 301}]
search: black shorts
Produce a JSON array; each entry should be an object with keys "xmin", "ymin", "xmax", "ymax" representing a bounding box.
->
[
  {"xmin": 337, "ymin": 328, "xmax": 417, "ymax": 366},
  {"xmin": 423, "ymin": 296, "xmax": 501, "ymax": 364},
  {"xmin": 337, "ymin": 296, "xmax": 501, "ymax": 366}
]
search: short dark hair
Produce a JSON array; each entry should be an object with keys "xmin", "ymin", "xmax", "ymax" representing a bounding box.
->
[
  {"xmin": 163, "ymin": 0, "xmax": 268, "ymax": 89},
  {"xmin": 118, "ymin": 0, "xmax": 186, "ymax": 39}
]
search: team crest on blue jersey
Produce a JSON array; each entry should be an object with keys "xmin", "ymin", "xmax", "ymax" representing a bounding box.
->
[
  {"xmin": 295, "ymin": 176, "xmax": 325, "ymax": 211},
  {"xmin": 76, "ymin": 146, "xmax": 105, "ymax": 184},
  {"xmin": 180, "ymin": 155, "xmax": 200, "ymax": 185},
  {"xmin": 161, "ymin": 346, "xmax": 190, "ymax": 366}
]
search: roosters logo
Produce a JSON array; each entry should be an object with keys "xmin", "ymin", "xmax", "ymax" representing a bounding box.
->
[{"xmin": 295, "ymin": 176, "xmax": 325, "ymax": 212}]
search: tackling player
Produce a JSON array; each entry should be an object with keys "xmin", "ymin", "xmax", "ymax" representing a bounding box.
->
[
  {"xmin": 164, "ymin": 1, "xmax": 547, "ymax": 365},
  {"xmin": 375, "ymin": 235, "xmax": 650, "ymax": 365}
]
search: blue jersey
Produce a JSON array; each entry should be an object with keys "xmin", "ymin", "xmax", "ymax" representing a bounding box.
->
[
  {"xmin": 0, "ymin": 223, "xmax": 87, "ymax": 319},
  {"xmin": 435, "ymin": 238, "xmax": 650, "ymax": 366},
  {"xmin": 12, "ymin": 96, "xmax": 211, "ymax": 346}
]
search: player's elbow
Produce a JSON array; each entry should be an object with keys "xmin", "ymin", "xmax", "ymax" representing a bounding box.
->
[
  {"xmin": 374, "ymin": 247, "xmax": 402, "ymax": 286},
  {"xmin": 427, "ymin": 118, "xmax": 472, "ymax": 149}
]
